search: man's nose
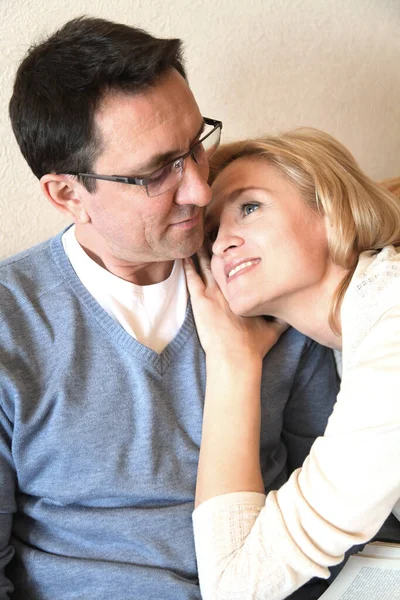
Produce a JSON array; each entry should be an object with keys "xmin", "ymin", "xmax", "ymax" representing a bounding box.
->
[{"xmin": 173, "ymin": 155, "xmax": 212, "ymax": 207}]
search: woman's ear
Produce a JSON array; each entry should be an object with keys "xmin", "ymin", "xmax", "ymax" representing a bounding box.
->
[{"xmin": 40, "ymin": 174, "xmax": 91, "ymax": 224}]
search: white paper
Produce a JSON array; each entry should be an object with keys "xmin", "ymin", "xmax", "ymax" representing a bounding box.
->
[
  {"xmin": 359, "ymin": 541, "xmax": 400, "ymax": 559},
  {"xmin": 319, "ymin": 555, "xmax": 400, "ymax": 599}
]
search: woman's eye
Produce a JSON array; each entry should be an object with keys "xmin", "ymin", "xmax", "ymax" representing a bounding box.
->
[{"xmin": 241, "ymin": 203, "xmax": 260, "ymax": 216}]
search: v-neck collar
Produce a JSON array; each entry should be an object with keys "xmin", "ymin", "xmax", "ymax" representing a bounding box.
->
[{"xmin": 50, "ymin": 229, "xmax": 197, "ymax": 375}]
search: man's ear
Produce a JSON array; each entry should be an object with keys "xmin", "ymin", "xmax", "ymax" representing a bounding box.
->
[{"xmin": 40, "ymin": 174, "xmax": 91, "ymax": 224}]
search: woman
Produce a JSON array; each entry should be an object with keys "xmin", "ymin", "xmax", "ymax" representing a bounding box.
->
[{"xmin": 183, "ymin": 128, "xmax": 400, "ymax": 600}]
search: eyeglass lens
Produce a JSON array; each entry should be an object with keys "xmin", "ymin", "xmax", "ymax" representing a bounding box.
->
[{"xmin": 147, "ymin": 124, "xmax": 221, "ymax": 197}]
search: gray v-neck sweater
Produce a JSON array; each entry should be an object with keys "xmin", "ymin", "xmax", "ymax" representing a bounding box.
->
[{"xmin": 0, "ymin": 232, "xmax": 339, "ymax": 599}]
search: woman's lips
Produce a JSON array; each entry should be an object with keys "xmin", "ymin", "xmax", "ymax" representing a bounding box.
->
[{"xmin": 225, "ymin": 258, "xmax": 261, "ymax": 281}]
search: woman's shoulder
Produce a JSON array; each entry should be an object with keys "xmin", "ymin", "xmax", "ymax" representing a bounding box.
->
[
  {"xmin": 342, "ymin": 246, "xmax": 400, "ymax": 367},
  {"xmin": 356, "ymin": 245, "xmax": 400, "ymax": 280},
  {"xmin": 350, "ymin": 245, "xmax": 400, "ymax": 304}
]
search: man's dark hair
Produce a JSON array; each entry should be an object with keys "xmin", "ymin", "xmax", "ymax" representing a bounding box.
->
[{"xmin": 9, "ymin": 16, "xmax": 186, "ymax": 190}]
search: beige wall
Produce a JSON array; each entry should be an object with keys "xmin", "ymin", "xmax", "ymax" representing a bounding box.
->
[{"xmin": 1, "ymin": 0, "xmax": 399, "ymax": 259}]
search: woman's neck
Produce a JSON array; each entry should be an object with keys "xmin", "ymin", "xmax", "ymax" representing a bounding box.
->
[{"xmin": 268, "ymin": 263, "xmax": 349, "ymax": 350}]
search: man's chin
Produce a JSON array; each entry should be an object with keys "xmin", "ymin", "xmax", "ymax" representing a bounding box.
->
[{"xmin": 174, "ymin": 232, "xmax": 204, "ymax": 259}]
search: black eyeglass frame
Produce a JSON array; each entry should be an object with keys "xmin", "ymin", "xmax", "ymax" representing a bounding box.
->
[{"xmin": 60, "ymin": 117, "xmax": 222, "ymax": 191}]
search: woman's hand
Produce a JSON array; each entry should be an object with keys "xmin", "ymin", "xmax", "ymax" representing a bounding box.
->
[
  {"xmin": 185, "ymin": 248, "xmax": 287, "ymax": 506},
  {"xmin": 184, "ymin": 247, "xmax": 288, "ymax": 362}
]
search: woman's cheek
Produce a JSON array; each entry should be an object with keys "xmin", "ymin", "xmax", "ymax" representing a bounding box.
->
[{"xmin": 211, "ymin": 257, "xmax": 225, "ymax": 290}]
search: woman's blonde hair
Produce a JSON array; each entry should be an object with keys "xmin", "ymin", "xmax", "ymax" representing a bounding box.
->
[{"xmin": 209, "ymin": 128, "xmax": 400, "ymax": 333}]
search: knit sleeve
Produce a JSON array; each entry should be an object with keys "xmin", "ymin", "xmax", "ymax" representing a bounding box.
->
[
  {"xmin": 193, "ymin": 300, "xmax": 400, "ymax": 600},
  {"xmin": 0, "ymin": 393, "xmax": 17, "ymax": 598},
  {"xmin": 193, "ymin": 490, "xmax": 331, "ymax": 600}
]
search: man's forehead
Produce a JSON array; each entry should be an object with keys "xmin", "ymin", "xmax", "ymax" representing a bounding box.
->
[
  {"xmin": 95, "ymin": 71, "xmax": 201, "ymax": 139},
  {"xmin": 93, "ymin": 74, "xmax": 203, "ymax": 172}
]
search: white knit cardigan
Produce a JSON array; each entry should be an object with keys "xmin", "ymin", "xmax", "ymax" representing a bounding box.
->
[{"xmin": 193, "ymin": 246, "xmax": 400, "ymax": 600}]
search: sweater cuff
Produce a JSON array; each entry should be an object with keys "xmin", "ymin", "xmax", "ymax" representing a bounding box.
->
[{"xmin": 193, "ymin": 491, "xmax": 266, "ymax": 518}]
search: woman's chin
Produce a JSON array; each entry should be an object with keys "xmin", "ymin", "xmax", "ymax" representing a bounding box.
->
[{"xmin": 227, "ymin": 295, "xmax": 262, "ymax": 318}]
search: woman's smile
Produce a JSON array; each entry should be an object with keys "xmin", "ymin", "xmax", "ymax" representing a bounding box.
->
[{"xmin": 225, "ymin": 258, "xmax": 261, "ymax": 281}]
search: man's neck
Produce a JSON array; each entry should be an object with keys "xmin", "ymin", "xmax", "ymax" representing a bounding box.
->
[{"xmin": 74, "ymin": 226, "xmax": 174, "ymax": 286}]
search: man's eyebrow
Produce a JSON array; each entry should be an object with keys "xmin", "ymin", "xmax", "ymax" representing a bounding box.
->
[{"xmin": 130, "ymin": 120, "xmax": 206, "ymax": 176}]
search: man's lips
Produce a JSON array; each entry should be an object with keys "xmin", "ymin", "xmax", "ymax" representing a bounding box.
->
[
  {"xmin": 170, "ymin": 213, "xmax": 201, "ymax": 229},
  {"xmin": 224, "ymin": 257, "xmax": 261, "ymax": 280}
]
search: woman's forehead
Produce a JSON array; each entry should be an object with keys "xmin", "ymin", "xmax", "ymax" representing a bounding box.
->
[
  {"xmin": 207, "ymin": 158, "xmax": 251, "ymax": 220},
  {"xmin": 207, "ymin": 157, "xmax": 285, "ymax": 221}
]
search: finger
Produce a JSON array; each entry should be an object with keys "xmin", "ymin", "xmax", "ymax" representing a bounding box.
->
[
  {"xmin": 196, "ymin": 246, "xmax": 216, "ymax": 287},
  {"xmin": 183, "ymin": 257, "xmax": 206, "ymax": 296}
]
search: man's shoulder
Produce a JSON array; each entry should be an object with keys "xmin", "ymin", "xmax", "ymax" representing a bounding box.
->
[
  {"xmin": 0, "ymin": 233, "xmax": 65, "ymax": 323},
  {"xmin": 262, "ymin": 325, "xmax": 337, "ymax": 387},
  {"xmin": 266, "ymin": 326, "xmax": 313, "ymax": 363}
]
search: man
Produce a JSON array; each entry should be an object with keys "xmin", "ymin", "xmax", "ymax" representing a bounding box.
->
[{"xmin": 0, "ymin": 17, "xmax": 339, "ymax": 599}]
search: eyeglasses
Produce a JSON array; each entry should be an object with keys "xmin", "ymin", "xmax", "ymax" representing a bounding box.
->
[{"xmin": 61, "ymin": 117, "xmax": 222, "ymax": 197}]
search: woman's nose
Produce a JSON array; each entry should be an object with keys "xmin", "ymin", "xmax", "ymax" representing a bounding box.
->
[{"xmin": 212, "ymin": 228, "xmax": 243, "ymax": 256}]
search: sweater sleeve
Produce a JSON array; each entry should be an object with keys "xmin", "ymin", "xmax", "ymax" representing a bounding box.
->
[
  {"xmin": 0, "ymin": 398, "xmax": 16, "ymax": 599},
  {"xmin": 193, "ymin": 303, "xmax": 400, "ymax": 600},
  {"xmin": 282, "ymin": 340, "xmax": 340, "ymax": 474}
]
